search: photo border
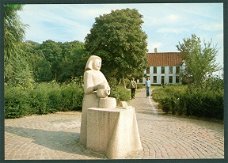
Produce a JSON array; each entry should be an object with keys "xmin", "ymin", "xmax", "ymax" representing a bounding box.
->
[{"xmin": 0, "ymin": 0, "xmax": 227, "ymax": 163}]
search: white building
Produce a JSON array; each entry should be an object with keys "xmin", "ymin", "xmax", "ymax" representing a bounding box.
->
[{"xmin": 143, "ymin": 49, "xmax": 184, "ymax": 85}]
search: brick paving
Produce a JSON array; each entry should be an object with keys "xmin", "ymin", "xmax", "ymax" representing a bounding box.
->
[{"xmin": 5, "ymin": 89, "xmax": 224, "ymax": 159}]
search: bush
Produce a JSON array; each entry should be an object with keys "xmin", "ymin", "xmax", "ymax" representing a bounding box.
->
[
  {"xmin": 60, "ymin": 84, "xmax": 83, "ymax": 111},
  {"xmin": 152, "ymin": 85, "xmax": 223, "ymax": 120},
  {"xmin": 30, "ymin": 88, "xmax": 49, "ymax": 114},
  {"xmin": 137, "ymin": 83, "xmax": 144, "ymax": 89},
  {"xmin": 184, "ymin": 90, "xmax": 223, "ymax": 119},
  {"xmin": 110, "ymin": 86, "xmax": 131, "ymax": 101},
  {"xmin": 72, "ymin": 85, "xmax": 84, "ymax": 110},
  {"xmin": 47, "ymin": 89, "xmax": 62, "ymax": 112},
  {"xmin": 5, "ymin": 86, "xmax": 33, "ymax": 118},
  {"xmin": 5, "ymin": 81, "xmax": 83, "ymax": 118}
]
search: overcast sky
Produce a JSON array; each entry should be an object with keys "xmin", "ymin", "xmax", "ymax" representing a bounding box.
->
[{"xmin": 17, "ymin": 3, "xmax": 223, "ymax": 71}]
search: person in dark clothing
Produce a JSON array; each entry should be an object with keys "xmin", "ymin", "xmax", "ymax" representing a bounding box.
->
[{"xmin": 130, "ymin": 78, "xmax": 137, "ymax": 99}]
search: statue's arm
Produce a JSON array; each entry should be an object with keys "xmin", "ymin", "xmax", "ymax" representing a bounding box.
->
[
  {"xmin": 84, "ymin": 71, "xmax": 110, "ymax": 94},
  {"xmin": 84, "ymin": 71, "xmax": 97, "ymax": 94},
  {"xmin": 102, "ymin": 73, "xmax": 110, "ymax": 90}
]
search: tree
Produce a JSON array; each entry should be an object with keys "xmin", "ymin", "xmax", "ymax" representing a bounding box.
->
[
  {"xmin": 85, "ymin": 8, "xmax": 148, "ymax": 86},
  {"xmin": 4, "ymin": 4, "xmax": 26, "ymax": 62},
  {"xmin": 4, "ymin": 4, "xmax": 34, "ymax": 88},
  {"xmin": 58, "ymin": 41, "xmax": 89, "ymax": 82},
  {"xmin": 39, "ymin": 40, "xmax": 63, "ymax": 81},
  {"xmin": 21, "ymin": 41, "xmax": 52, "ymax": 82},
  {"xmin": 177, "ymin": 34, "xmax": 220, "ymax": 87},
  {"xmin": 38, "ymin": 40, "xmax": 89, "ymax": 82}
]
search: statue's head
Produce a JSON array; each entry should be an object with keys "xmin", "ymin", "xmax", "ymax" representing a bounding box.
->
[{"xmin": 85, "ymin": 55, "xmax": 102, "ymax": 71}]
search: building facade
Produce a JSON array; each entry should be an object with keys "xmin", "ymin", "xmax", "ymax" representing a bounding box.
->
[{"xmin": 143, "ymin": 50, "xmax": 183, "ymax": 85}]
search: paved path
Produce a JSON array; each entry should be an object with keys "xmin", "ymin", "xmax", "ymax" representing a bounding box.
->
[
  {"xmin": 130, "ymin": 89, "xmax": 224, "ymax": 159},
  {"xmin": 5, "ymin": 89, "xmax": 224, "ymax": 159}
]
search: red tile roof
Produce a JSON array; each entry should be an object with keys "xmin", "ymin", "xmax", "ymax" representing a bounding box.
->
[{"xmin": 147, "ymin": 52, "xmax": 183, "ymax": 66}]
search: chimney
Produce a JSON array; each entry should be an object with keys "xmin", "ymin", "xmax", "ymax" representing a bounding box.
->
[{"xmin": 154, "ymin": 48, "xmax": 157, "ymax": 53}]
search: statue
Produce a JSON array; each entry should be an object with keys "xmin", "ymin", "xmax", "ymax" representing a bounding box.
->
[
  {"xmin": 80, "ymin": 55, "xmax": 142, "ymax": 158},
  {"xmin": 80, "ymin": 55, "xmax": 111, "ymax": 146}
]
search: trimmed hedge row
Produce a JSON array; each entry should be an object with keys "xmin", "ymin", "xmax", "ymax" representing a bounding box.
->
[
  {"xmin": 152, "ymin": 85, "xmax": 224, "ymax": 120},
  {"xmin": 5, "ymin": 82, "xmax": 131, "ymax": 118},
  {"xmin": 5, "ymin": 82, "xmax": 83, "ymax": 118}
]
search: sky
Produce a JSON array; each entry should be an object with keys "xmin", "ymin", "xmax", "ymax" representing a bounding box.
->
[{"xmin": 17, "ymin": 3, "xmax": 224, "ymax": 74}]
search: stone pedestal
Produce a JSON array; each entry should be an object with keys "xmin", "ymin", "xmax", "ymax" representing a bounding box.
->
[{"xmin": 87, "ymin": 106, "xmax": 142, "ymax": 159}]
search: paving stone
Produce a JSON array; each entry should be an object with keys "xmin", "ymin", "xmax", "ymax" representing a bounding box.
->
[{"xmin": 5, "ymin": 89, "xmax": 224, "ymax": 159}]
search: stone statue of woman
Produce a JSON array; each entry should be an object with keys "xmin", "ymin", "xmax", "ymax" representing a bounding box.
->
[{"xmin": 80, "ymin": 55, "xmax": 110, "ymax": 146}]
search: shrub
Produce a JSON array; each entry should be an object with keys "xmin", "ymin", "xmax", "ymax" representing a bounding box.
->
[
  {"xmin": 71, "ymin": 85, "xmax": 83, "ymax": 110},
  {"xmin": 110, "ymin": 86, "xmax": 131, "ymax": 101},
  {"xmin": 29, "ymin": 86, "xmax": 49, "ymax": 114},
  {"xmin": 47, "ymin": 89, "xmax": 62, "ymax": 112},
  {"xmin": 60, "ymin": 86, "xmax": 74, "ymax": 111},
  {"xmin": 152, "ymin": 87, "xmax": 169, "ymax": 102},
  {"xmin": 152, "ymin": 85, "xmax": 223, "ymax": 120},
  {"xmin": 137, "ymin": 83, "xmax": 144, "ymax": 89},
  {"xmin": 5, "ymin": 86, "xmax": 32, "ymax": 118},
  {"xmin": 60, "ymin": 84, "xmax": 83, "ymax": 111},
  {"xmin": 5, "ymin": 81, "xmax": 84, "ymax": 118},
  {"xmin": 184, "ymin": 90, "xmax": 223, "ymax": 119}
]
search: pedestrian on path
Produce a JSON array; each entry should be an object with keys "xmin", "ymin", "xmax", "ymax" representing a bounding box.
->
[
  {"xmin": 130, "ymin": 78, "xmax": 137, "ymax": 99},
  {"xmin": 145, "ymin": 77, "xmax": 151, "ymax": 97}
]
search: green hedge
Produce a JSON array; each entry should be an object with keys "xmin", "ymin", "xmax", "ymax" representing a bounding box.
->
[
  {"xmin": 110, "ymin": 86, "xmax": 131, "ymax": 101},
  {"xmin": 5, "ymin": 86, "xmax": 33, "ymax": 118},
  {"xmin": 5, "ymin": 82, "xmax": 131, "ymax": 118},
  {"xmin": 5, "ymin": 82, "xmax": 83, "ymax": 118},
  {"xmin": 152, "ymin": 85, "xmax": 223, "ymax": 120}
]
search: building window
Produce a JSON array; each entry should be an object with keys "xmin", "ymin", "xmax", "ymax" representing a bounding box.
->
[
  {"xmin": 169, "ymin": 67, "xmax": 173, "ymax": 74},
  {"xmin": 146, "ymin": 67, "xmax": 150, "ymax": 74},
  {"xmin": 161, "ymin": 67, "xmax": 165, "ymax": 74},
  {"xmin": 161, "ymin": 76, "xmax": 165, "ymax": 84},
  {"xmin": 169, "ymin": 76, "xmax": 173, "ymax": 83},
  {"xmin": 176, "ymin": 66, "xmax": 180, "ymax": 74},
  {"xmin": 154, "ymin": 67, "xmax": 157, "ymax": 74},
  {"xmin": 153, "ymin": 76, "xmax": 157, "ymax": 83},
  {"xmin": 176, "ymin": 76, "xmax": 180, "ymax": 83}
]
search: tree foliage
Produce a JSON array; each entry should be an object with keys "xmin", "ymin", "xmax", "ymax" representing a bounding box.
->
[
  {"xmin": 177, "ymin": 34, "xmax": 220, "ymax": 87},
  {"xmin": 38, "ymin": 40, "xmax": 89, "ymax": 82},
  {"xmin": 39, "ymin": 40, "xmax": 63, "ymax": 81},
  {"xmin": 21, "ymin": 41, "xmax": 53, "ymax": 82},
  {"xmin": 11, "ymin": 40, "xmax": 88, "ymax": 83},
  {"xmin": 58, "ymin": 41, "xmax": 89, "ymax": 82},
  {"xmin": 85, "ymin": 8, "xmax": 148, "ymax": 84},
  {"xmin": 4, "ymin": 4, "xmax": 26, "ymax": 61},
  {"xmin": 4, "ymin": 4, "xmax": 34, "ymax": 88}
]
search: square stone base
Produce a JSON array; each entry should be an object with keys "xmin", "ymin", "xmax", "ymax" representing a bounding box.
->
[{"xmin": 87, "ymin": 107, "xmax": 142, "ymax": 159}]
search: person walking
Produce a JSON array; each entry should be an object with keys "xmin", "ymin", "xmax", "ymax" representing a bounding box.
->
[
  {"xmin": 130, "ymin": 78, "xmax": 137, "ymax": 99},
  {"xmin": 145, "ymin": 77, "xmax": 151, "ymax": 97}
]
